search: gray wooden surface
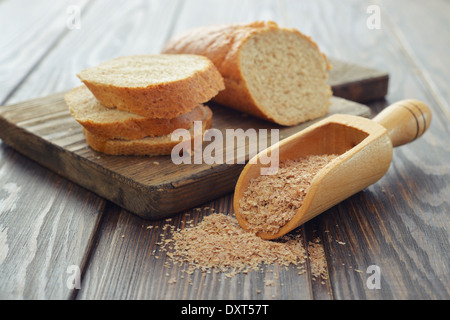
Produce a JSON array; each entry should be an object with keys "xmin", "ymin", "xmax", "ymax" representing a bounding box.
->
[{"xmin": 0, "ymin": 0, "xmax": 449, "ymax": 300}]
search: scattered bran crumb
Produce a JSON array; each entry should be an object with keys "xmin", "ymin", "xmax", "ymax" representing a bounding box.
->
[
  {"xmin": 158, "ymin": 213, "xmax": 307, "ymax": 278},
  {"xmin": 308, "ymin": 238, "xmax": 328, "ymax": 281},
  {"xmin": 238, "ymin": 154, "xmax": 338, "ymax": 235},
  {"xmin": 264, "ymin": 279, "xmax": 275, "ymax": 287},
  {"xmin": 168, "ymin": 277, "xmax": 177, "ymax": 284}
]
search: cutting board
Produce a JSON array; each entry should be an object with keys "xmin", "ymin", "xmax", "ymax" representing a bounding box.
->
[{"xmin": 0, "ymin": 60, "xmax": 388, "ymax": 220}]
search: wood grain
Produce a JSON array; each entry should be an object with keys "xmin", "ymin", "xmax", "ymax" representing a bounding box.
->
[
  {"xmin": 0, "ymin": 0, "xmax": 89, "ymax": 104},
  {"xmin": 379, "ymin": 0, "xmax": 450, "ymax": 120},
  {"xmin": 0, "ymin": 143, "xmax": 105, "ymax": 299}
]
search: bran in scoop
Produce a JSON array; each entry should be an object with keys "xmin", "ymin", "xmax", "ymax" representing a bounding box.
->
[{"xmin": 238, "ymin": 154, "xmax": 338, "ymax": 235}]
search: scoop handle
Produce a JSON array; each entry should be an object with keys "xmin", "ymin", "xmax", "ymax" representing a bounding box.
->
[{"xmin": 373, "ymin": 99, "xmax": 432, "ymax": 148}]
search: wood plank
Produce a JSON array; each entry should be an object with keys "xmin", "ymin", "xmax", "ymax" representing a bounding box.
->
[
  {"xmin": 0, "ymin": 0, "xmax": 89, "ymax": 104},
  {"xmin": 0, "ymin": 93, "xmax": 370, "ymax": 220},
  {"xmin": 0, "ymin": 0, "xmax": 181, "ymax": 299},
  {"xmin": 379, "ymin": 0, "xmax": 450, "ymax": 119},
  {"xmin": 0, "ymin": 143, "xmax": 105, "ymax": 299},
  {"xmin": 0, "ymin": 0, "xmax": 103, "ymax": 300},
  {"xmin": 282, "ymin": 0, "xmax": 450, "ymax": 300}
]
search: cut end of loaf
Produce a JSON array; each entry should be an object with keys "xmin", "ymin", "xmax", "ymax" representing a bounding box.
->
[{"xmin": 239, "ymin": 26, "xmax": 332, "ymax": 126}]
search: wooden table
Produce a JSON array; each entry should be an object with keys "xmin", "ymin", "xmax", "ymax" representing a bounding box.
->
[{"xmin": 0, "ymin": 0, "xmax": 448, "ymax": 301}]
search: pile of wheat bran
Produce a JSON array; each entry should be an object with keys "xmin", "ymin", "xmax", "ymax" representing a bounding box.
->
[
  {"xmin": 160, "ymin": 213, "xmax": 307, "ymax": 278},
  {"xmin": 158, "ymin": 213, "xmax": 329, "ymax": 283}
]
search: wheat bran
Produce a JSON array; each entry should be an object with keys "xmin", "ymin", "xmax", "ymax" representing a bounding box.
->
[
  {"xmin": 157, "ymin": 213, "xmax": 330, "ymax": 285},
  {"xmin": 238, "ymin": 154, "xmax": 338, "ymax": 235},
  {"xmin": 308, "ymin": 238, "xmax": 329, "ymax": 281},
  {"xmin": 158, "ymin": 213, "xmax": 307, "ymax": 278}
]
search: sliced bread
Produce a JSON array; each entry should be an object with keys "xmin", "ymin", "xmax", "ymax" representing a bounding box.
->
[
  {"xmin": 77, "ymin": 54, "xmax": 225, "ymax": 119},
  {"xmin": 163, "ymin": 21, "xmax": 332, "ymax": 126},
  {"xmin": 65, "ymin": 85, "xmax": 207, "ymax": 140},
  {"xmin": 83, "ymin": 106, "xmax": 213, "ymax": 156}
]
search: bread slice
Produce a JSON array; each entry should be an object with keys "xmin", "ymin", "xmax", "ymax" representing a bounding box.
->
[
  {"xmin": 163, "ymin": 21, "xmax": 332, "ymax": 126},
  {"xmin": 77, "ymin": 54, "xmax": 225, "ymax": 119},
  {"xmin": 83, "ymin": 106, "xmax": 213, "ymax": 156},
  {"xmin": 65, "ymin": 85, "xmax": 207, "ymax": 140}
]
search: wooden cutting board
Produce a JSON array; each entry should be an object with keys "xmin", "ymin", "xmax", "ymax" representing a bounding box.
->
[{"xmin": 0, "ymin": 60, "xmax": 388, "ymax": 220}]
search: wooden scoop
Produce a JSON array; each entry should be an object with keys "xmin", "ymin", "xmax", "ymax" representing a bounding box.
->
[{"xmin": 234, "ymin": 100, "xmax": 432, "ymax": 240}]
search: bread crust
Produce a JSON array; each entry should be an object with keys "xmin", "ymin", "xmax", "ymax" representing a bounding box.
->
[
  {"xmin": 77, "ymin": 54, "xmax": 224, "ymax": 119},
  {"xmin": 66, "ymin": 85, "xmax": 207, "ymax": 140},
  {"xmin": 83, "ymin": 106, "xmax": 213, "ymax": 156},
  {"xmin": 163, "ymin": 21, "xmax": 331, "ymax": 125}
]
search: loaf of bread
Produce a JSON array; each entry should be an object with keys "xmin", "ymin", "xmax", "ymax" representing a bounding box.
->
[
  {"xmin": 66, "ymin": 85, "xmax": 207, "ymax": 140},
  {"xmin": 163, "ymin": 21, "xmax": 332, "ymax": 126},
  {"xmin": 77, "ymin": 54, "xmax": 224, "ymax": 119},
  {"xmin": 83, "ymin": 106, "xmax": 213, "ymax": 156}
]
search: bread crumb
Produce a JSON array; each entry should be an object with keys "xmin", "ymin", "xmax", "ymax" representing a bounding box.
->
[{"xmin": 308, "ymin": 238, "xmax": 328, "ymax": 281}]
